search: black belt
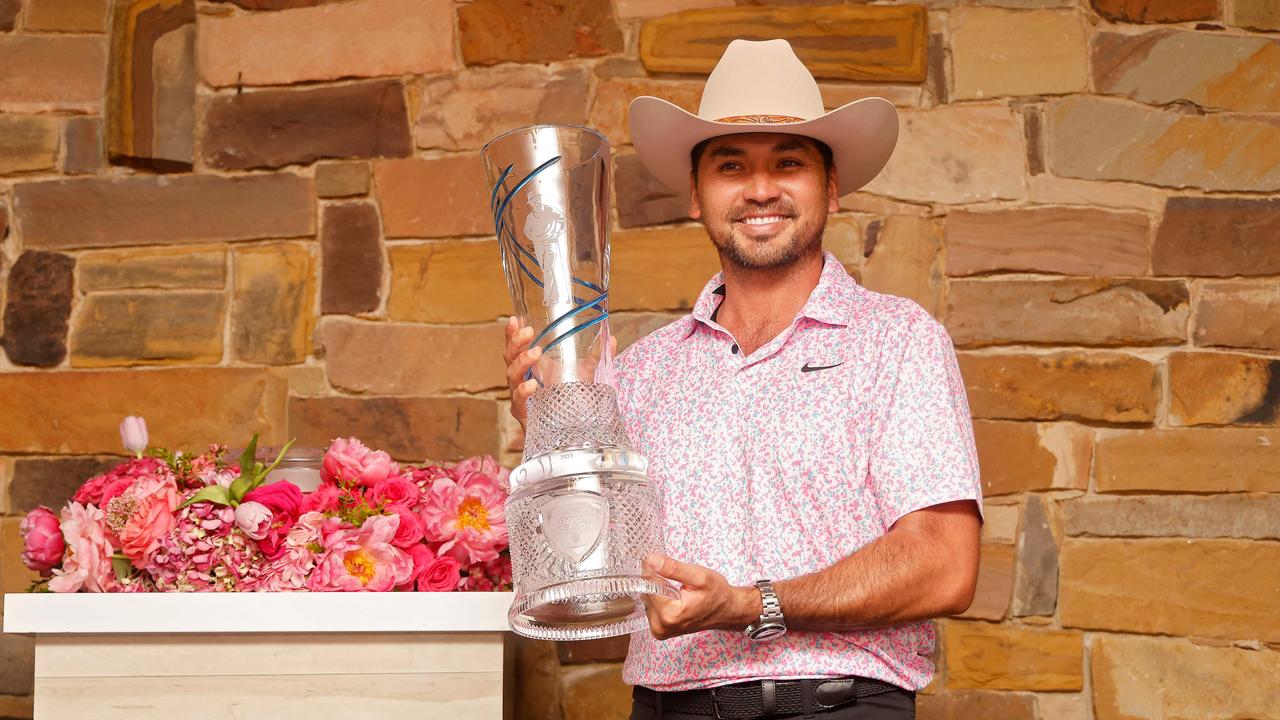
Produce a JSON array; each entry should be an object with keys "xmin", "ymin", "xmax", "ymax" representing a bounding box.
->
[{"xmin": 634, "ymin": 677, "xmax": 905, "ymax": 719}]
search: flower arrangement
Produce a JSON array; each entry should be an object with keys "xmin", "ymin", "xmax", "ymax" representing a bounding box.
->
[{"xmin": 18, "ymin": 417, "xmax": 511, "ymax": 593}]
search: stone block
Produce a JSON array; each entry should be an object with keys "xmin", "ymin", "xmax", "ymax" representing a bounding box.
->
[
  {"xmin": 945, "ymin": 279, "xmax": 1188, "ymax": 348},
  {"xmin": 198, "ymin": 0, "xmax": 455, "ymax": 87},
  {"xmin": 320, "ymin": 202, "xmax": 381, "ymax": 315},
  {"xmin": 69, "ymin": 291, "xmax": 226, "ymax": 367},
  {"xmin": 973, "ymin": 421, "xmax": 1091, "ymax": 496},
  {"xmin": 1094, "ymin": 428, "xmax": 1280, "ymax": 493},
  {"xmin": 943, "ymin": 621, "xmax": 1083, "ymax": 692},
  {"xmin": 945, "ymin": 207, "xmax": 1149, "ymax": 277},
  {"xmin": 1152, "ymin": 196, "xmax": 1280, "ymax": 277},
  {"xmin": 458, "ymin": 0, "xmax": 623, "ymax": 66},
  {"xmin": 320, "ymin": 317, "xmax": 506, "ymax": 395},
  {"xmin": 0, "ymin": 35, "xmax": 106, "ymax": 113},
  {"xmin": 1, "ymin": 251, "xmax": 73, "ymax": 368},
  {"xmin": 639, "ymin": 4, "xmax": 927, "ymax": 82},
  {"xmin": 416, "ymin": 65, "xmax": 589, "ymax": 152},
  {"xmin": 14, "ymin": 173, "xmax": 314, "ymax": 250},
  {"xmin": 374, "ymin": 156, "xmax": 491, "ymax": 238},
  {"xmin": 1060, "ymin": 538, "xmax": 1280, "ymax": 642},
  {"xmin": 387, "ymin": 241, "xmax": 511, "ymax": 323},
  {"xmin": 862, "ymin": 104, "xmax": 1027, "ymax": 204},
  {"xmin": 202, "ymin": 80, "xmax": 411, "ymax": 170},
  {"xmin": 1168, "ymin": 351, "xmax": 1280, "ymax": 426},
  {"xmin": 107, "ymin": 0, "xmax": 195, "ymax": 170},
  {"xmin": 959, "ymin": 353, "xmax": 1159, "ymax": 423},
  {"xmin": 288, "ymin": 396, "xmax": 499, "ymax": 463},
  {"xmin": 231, "ymin": 243, "xmax": 315, "ymax": 365},
  {"xmin": 79, "ymin": 245, "xmax": 226, "ymax": 291},
  {"xmin": 951, "ymin": 8, "xmax": 1088, "ymax": 100},
  {"xmin": 0, "ymin": 368, "xmax": 288, "ymax": 454},
  {"xmin": 1046, "ymin": 95, "xmax": 1280, "ymax": 192}
]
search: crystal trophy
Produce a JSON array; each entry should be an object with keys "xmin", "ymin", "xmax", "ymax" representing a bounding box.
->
[{"xmin": 481, "ymin": 125, "xmax": 676, "ymax": 640}]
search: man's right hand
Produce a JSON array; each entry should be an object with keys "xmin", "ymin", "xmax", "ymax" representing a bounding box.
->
[{"xmin": 504, "ymin": 316, "xmax": 542, "ymax": 431}]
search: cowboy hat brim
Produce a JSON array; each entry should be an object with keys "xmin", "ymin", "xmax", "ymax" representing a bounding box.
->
[{"xmin": 628, "ymin": 95, "xmax": 899, "ymax": 198}]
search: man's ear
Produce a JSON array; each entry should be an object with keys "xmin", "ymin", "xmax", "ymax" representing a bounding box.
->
[
  {"xmin": 689, "ymin": 172, "xmax": 702, "ymax": 220},
  {"xmin": 827, "ymin": 167, "xmax": 840, "ymax": 213}
]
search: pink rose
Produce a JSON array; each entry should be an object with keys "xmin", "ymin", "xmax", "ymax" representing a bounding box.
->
[
  {"xmin": 234, "ymin": 501, "xmax": 272, "ymax": 540},
  {"xmin": 301, "ymin": 483, "xmax": 341, "ymax": 514},
  {"xmin": 19, "ymin": 506, "xmax": 65, "ymax": 575},
  {"xmin": 74, "ymin": 457, "xmax": 167, "ymax": 508},
  {"xmin": 110, "ymin": 474, "xmax": 179, "ymax": 564},
  {"xmin": 388, "ymin": 505, "xmax": 425, "ymax": 549},
  {"xmin": 418, "ymin": 555, "xmax": 462, "ymax": 592},
  {"xmin": 243, "ymin": 481, "xmax": 304, "ymax": 560},
  {"xmin": 419, "ymin": 469, "xmax": 508, "ymax": 564},
  {"xmin": 396, "ymin": 543, "xmax": 436, "ymax": 591},
  {"xmin": 369, "ymin": 475, "xmax": 418, "ymax": 508},
  {"xmin": 307, "ymin": 514, "xmax": 413, "ymax": 592},
  {"xmin": 322, "ymin": 438, "xmax": 399, "ymax": 487},
  {"xmin": 48, "ymin": 503, "xmax": 117, "ymax": 593}
]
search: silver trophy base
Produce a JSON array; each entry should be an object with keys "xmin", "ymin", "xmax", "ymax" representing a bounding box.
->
[{"xmin": 505, "ymin": 445, "xmax": 677, "ymax": 641}]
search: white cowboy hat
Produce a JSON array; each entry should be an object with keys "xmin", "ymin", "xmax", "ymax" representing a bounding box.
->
[{"xmin": 628, "ymin": 38, "xmax": 899, "ymax": 197}]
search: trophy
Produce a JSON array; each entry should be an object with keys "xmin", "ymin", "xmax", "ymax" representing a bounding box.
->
[{"xmin": 481, "ymin": 125, "xmax": 676, "ymax": 640}]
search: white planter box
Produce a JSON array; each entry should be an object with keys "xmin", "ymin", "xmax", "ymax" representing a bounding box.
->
[{"xmin": 2, "ymin": 592, "xmax": 517, "ymax": 720}]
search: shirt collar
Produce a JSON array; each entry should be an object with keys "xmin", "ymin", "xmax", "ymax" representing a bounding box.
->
[{"xmin": 683, "ymin": 250, "xmax": 858, "ymax": 339}]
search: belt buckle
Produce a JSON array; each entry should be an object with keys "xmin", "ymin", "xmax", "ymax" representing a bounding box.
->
[{"xmin": 709, "ymin": 687, "xmax": 729, "ymax": 720}]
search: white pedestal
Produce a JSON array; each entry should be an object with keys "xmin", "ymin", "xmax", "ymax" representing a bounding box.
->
[{"xmin": 2, "ymin": 592, "xmax": 516, "ymax": 720}]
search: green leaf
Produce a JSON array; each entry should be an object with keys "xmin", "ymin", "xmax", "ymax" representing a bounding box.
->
[
  {"xmin": 177, "ymin": 484, "xmax": 232, "ymax": 510},
  {"xmin": 228, "ymin": 474, "xmax": 254, "ymax": 503},
  {"xmin": 112, "ymin": 555, "xmax": 133, "ymax": 582},
  {"xmin": 238, "ymin": 434, "xmax": 259, "ymax": 479}
]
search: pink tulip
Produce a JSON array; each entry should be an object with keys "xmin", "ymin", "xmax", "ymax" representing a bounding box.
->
[
  {"xmin": 119, "ymin": 416, "xmax": 148, "ymax": 458},
  {"xmin": 234, "ymin": 501, "xmax": 273, "ymax": 540}
]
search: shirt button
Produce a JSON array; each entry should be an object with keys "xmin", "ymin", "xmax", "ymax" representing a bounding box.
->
[{"xmin": 731, "ymin": 344, "xmax": 739, "ymax": 354}]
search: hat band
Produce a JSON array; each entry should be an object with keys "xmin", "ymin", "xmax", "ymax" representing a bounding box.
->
[{"xmin": 715, "ymin": 114, "xmax": 807, "ymax": 124}]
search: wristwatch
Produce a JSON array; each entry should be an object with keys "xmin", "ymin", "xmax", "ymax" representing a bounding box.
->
[{"xmin": 744, "ymin": 579, "xmax": 787, "ymax": 641}]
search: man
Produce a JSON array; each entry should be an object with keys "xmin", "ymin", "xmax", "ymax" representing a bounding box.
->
[{"xmin": 504, "ymin": 39, "xmax": 982, "ymax": 719}]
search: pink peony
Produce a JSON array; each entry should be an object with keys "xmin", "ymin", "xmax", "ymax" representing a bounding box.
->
[
  {"xmin": 418, "ymin": 555, "xmax": 462, "ymax": 592},
  {"xmin": 368, "ymin": 475, "xmax": 417, "ymax": 509},
  {"xmin": 307, "ymin": 514, "xmax": 413, "ymax": 592},
  {"xmin": 106, "ymin": 473, "xmax": 178, "ymax": 565},
  {"xmin": 387, "ymin": 505, "xmax": 425, "ymax": 549},
  {"xmin": 19, "ymin": 506, "xmax": 65, "ymax": 575},
  {"xmin": 234, "ymin": 501, "xmax": 272, "ymax": 540},
  {"xmin": 321, "ymin": 437, "xmax": 399, "ymax": 488},
  {"xmin": 419, "ymin": 469, "xmax": 508, "ymax": 564},
  {"xmin": 243, "ymin": 480, "xmax": 304, "ymax": 560},
  {"xmin": 48, "ymin": 503, "xmax": 117, "ymax": 593},
  {"xmin": 407, "ymin": 465, "xmax": 452, "ymax": 494},
  {"xmin": 451, "ymin": 455, "xmax": 508, "ymax": 484},
  {"xmin": 301, "ymin": 483, "xmax": 341, "ymax": 514}
]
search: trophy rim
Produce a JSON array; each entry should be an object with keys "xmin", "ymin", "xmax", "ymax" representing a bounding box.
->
[
  {"xmin": 480, "ymin": 123, "xmax": 609, "ymax": 159},
  {"xmin": 508, "ymin": 445, "xmax": 648, "ymax": 495}
]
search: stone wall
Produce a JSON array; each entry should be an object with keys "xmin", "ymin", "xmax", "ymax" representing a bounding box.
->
[{"xmin": 1, "ymin": 0, "xmax": 1279, "ymax": 718}]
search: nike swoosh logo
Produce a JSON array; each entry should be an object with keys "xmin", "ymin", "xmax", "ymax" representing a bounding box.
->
[{"xmin": 801, "ymin": 361, "xmax": 845, "ymax": 373}]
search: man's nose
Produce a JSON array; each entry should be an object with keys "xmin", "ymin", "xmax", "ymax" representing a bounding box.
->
[{"xmin": 742, "ymin": 169, "xmax": 781, "ymax": 203}]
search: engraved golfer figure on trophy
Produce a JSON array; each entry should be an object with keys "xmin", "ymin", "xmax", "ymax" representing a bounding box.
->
[{"xmin": 481, "ymin": 124, "xmax": 676, "ymax": 641}]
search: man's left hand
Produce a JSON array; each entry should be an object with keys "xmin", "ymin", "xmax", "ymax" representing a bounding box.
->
[{"xmin": 642, "ymin": 554, "xmax": 756, "ymax": 640}]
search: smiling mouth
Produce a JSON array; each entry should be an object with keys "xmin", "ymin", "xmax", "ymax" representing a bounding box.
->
[{"xmin": 739, "ymin": 215, "xmax": 790, "ymax": 226}]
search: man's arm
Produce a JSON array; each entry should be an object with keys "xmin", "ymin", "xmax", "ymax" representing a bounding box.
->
[{"xmin": 643, "ymin": 500, "xmax": 981, "ymax": 640}]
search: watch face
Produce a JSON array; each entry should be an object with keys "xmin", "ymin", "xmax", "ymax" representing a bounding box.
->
[{"xmin": 749, "ymin": 623, "xmax": 787, "ymax": 641}]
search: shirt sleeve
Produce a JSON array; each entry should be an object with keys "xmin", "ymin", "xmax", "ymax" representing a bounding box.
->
[{"xmin": 867, "ymin": 312, "xmax": 983, "ymax": 529}]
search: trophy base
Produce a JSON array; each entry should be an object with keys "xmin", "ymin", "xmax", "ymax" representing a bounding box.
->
[{"xmin": 508, "ymin": 575, "xmax": 678, "ymax": 641}]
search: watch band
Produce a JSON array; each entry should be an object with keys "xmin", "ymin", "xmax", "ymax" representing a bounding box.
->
[{"xmin": 745, "ymin": 579, "xmax": 787, "ymax": 641}]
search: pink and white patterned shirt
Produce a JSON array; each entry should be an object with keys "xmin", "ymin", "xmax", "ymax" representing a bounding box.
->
[{"xmin": 614, "ymin": 249, "xmax": 983, "ymax": 692}]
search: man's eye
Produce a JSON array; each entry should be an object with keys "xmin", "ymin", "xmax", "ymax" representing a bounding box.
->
[
  {"xmin": 719, "ymin": 162, "xmax": 740, "ymax": 171},
  {"xmin": 779, "ymin": 159, "xmax": 802, "ymax": 167}
]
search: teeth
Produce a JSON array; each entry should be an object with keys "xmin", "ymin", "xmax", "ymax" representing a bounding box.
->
[{"xmin": 742, "ymin": 215, "xmax": 785, "ymax": 225}]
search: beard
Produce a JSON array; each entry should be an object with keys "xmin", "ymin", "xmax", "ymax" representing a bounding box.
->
[{"xmin": 703, "ymin": 198, "xmax": 828, "ymax": 271}]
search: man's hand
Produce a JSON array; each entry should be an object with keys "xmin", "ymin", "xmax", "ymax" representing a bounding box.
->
[
  {"xmin": 503, "ymin": 317, "xmax": 541, "ymax": 431},
  {"xmin": 642, "ymin": 554, "xmax": 757, "ymax": 641}
]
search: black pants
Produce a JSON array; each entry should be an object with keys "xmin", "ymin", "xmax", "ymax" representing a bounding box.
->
[{"xmin": 629, "ymin": 686, "xmax": 916, "ymax": 720}]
